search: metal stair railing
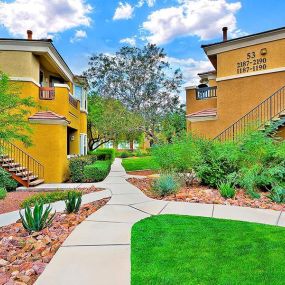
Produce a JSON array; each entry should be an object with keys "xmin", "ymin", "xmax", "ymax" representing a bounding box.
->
[
  {"xmin": 214, "ymin": 85, "xmax": 285, "ymax": 141},
  {"xmin": 0, "ymin": 139, "xmax": 44, "ymax": 186}
]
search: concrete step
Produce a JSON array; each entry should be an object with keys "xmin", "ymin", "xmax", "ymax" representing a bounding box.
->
[
  {"xmin": 29, "ymin": 179, "xmax": 44, "ymax": 186},
  {"xmin": 2, "ymin": 162, "xmax": 20, "ymax": 168},
  {"xmin": 16, "ymin": 171, "xmax": 33, "ymax": 177},
  {"xmin": 9, "ymin": 166, "xmax": 27, "ymax": 172},
  {"xmin": 22, "ymin": 175, "xmax": 38, "ymax": 182}
]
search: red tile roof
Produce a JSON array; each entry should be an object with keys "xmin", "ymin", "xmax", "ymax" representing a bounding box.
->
[
  {"xmin": 29, "ymin": 111, "xmax": 70, "ymax": 123},
  {"xmin": 186, "ymin": 108, "xmax": 217, "ymax": 118}
]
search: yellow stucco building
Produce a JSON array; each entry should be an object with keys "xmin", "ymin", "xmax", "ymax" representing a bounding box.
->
[
  {"xmin": 186, "ymin": 26, "xmax": 285, "ymax": 141},
  {"xmin": 0, "ymin": 31, "xmax": 88, "ymax": 186}
]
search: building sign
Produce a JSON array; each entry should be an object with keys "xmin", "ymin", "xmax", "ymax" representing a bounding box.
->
[{"xmin": 236, "ymin": 49, "xmax": 267, "ymax": 74}]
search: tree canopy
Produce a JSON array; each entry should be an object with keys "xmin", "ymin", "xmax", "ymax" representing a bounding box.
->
[
  {"xmin": 84, "ymin": 44, "xmax": 183, "ymax": 144},
  {"xmin": 88, "ymin": 93, "xmax": 143, "ymax": 150},
  {"xmin": 0, "ymin": 72, "xmax": 35, "ymax": 145}
]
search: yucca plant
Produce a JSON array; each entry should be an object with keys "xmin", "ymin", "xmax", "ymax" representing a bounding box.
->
[
  {"xmin": 19, "ymin": 202, "xmax": 55, "ymax": 233},
  {"xmin": 65, "ymin": 192, "xmax": 82, "ymax": 213}
]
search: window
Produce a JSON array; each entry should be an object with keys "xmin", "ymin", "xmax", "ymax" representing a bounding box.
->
[
  {"xmin": 74, "ymin": 84, "xmax": 87, "ymax": 112},
  {"xmin": 80, "ymin": 134, "xmax": 87, "ymax": 155}
]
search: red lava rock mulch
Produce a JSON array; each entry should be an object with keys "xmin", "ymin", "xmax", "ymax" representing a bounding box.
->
[
  {"xmin": 127, "ymin": 170, "xmax": 157, "ymax": 176},
  {"xmin": 0, "ymin": 198, "xmax": 109, "ymax": 285},
  {"xmin": 127, "ymin": 177, "xmax": 285, "ymax": 211},
  {"xmin": 0, "ymin": 186, "xmax": 101, "ymax": 215}
]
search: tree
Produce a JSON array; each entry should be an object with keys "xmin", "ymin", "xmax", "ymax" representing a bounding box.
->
[
  {"xmin": 160, "ymin": 104, "xmax": 186, "ymax": 143},
  {"xmin": 88, "ymin": 93, "xmax": 143, "ymax": 150},
  {"xmin": 84, "ymin": 44, "xmax": 183, "ymax": 144},
  {"xmin": 0, "ymin": 72, "xmax": 35, "ymax": 145}
]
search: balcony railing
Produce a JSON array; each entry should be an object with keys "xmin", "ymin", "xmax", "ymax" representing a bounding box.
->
[
  {"xmin": 196, "ymin": 86, "xmax": 217, "ymax": 100},
  {"xmin": 69, "ymin": 94, "xmax": 78, "ymax": 108},
  {"xmin": 39, "ymin": 87, "xmax": 55, "ymax": 100}
]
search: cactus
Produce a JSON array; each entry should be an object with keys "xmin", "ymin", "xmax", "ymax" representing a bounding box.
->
[
  {"xmin": 19, "ymin": 202, "xmax": 55, "ymax": 233},
  {"xmin": 65, "ymin": 191, "xmax": 82, "ymax": 213}
]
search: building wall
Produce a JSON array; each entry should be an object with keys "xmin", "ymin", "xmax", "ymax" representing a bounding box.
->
[
  {"xmin": 187, "ymin": 37, "xmax": 285, "ymax": 139},
  {"xmin": 0, "ymin": 51, "xmax": 39, "ymax": 81},
  {"xmin": 1, "ymin": 50, "xmax": 87, "ymax": 183}
]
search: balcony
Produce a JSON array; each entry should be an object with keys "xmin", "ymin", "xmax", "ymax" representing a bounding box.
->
[
  {"xmin": 39, "ymin": 87, "xmax": 55, "ymax": 100},
  {"xmin": 69, "ymin": 93, "xmax": 78, "ymax": 108},
  {"xmin": 196, "ymin": 86, "xmax": 217, "ymax": 100}
]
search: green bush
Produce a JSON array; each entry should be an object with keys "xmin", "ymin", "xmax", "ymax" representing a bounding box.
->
[
  {"xmin": 152, "ymin": 174, "xmax": 180, "ymax": 196},
  {"xmin": 84, "ymin": 160, "xmax": 112, "ymax": 182},
  {"xmin": 269, "ymin": 186, "xmax": 285, "ymax": 203},
  {"xmin": 152, "ymin": 134, "xmax": 202, "ymax": 173},
  {"xmin": 0, "ymin": 187, "xmax": 7, "ymax": 199},
  {"xmin": 65, "ymin": 192, "xmax": 82, "ymax": 213},
  {"xmin": 21, "ymin": 190, "xmax": 81, "ymax": 208},
  {"xmin": 152, "ymin": 129, "xmax": 285, "ymax": 198},
  {"xmin": 0, "ymin": 168, "xmax": 17, "ymax": 191},
  {"xmin": 91, "ymin": 148, "xmax": 115, "ymax": 162},
  {"xmin": 218, "ymin": 181, "xmax": 236, "ymax": 199},
  {"xmin": 19, "ymin": 202, "xmax": 55, "ymax": 233},
  {"xmin": 69, "ymin": 156, "xmax": 92, "ymax": 182},
  {"xmin": 120, "ymin": 151, "xmax": 130, "ymax": 158}
]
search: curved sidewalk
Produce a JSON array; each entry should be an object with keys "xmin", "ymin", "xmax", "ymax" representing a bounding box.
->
[{"xmin": 35, "ymin": 158, "xmax": 285, "ymax": 285}]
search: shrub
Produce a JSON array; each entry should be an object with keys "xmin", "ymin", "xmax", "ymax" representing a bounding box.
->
[
  {"xmin": 19, "ymin": 202, "xmax": 56, "ymax": 233},
  {"xmin": 91, "ymin": 148, "xmax": 115, "ymax": 162},
  {"xmin": 65, "ymin": 192, "xmax": 82, "ymax": 213},
  {"xmin": 152, "ymin": 174, "xmax": 180, "ymax": 196},
  {"xmin": 21, "ymin": 190, "xmax": 81, "ymax": 208},
  {"xmin": 69, "ymin": 156, "xmax": 91, "ymax": 182},
  {"xmin": 152, "ymin": 134, "xmax": 202, "ymax": 173},
  {"xmin": 218, "ymin": 180, "xmax": 236, "ymax": 199},
  {"xmin": 269, "ymin": 186, "xmax": 285, "ymax": 203},
  {"xmin": 0, "ymin": 168, "xmax": 17, "ymax": 191},
  {"xmin": 120, "ymin": 151, "xmax": 130, "ymax": 158},
  {"xmin": 0, "ymin": 187, "xmax": 7, "ymax": 199},
  {"xmin": 84, "ymin": 160, "xmax": 112, "ymax": 182}
]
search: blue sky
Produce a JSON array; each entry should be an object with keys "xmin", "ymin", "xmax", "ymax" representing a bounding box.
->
[{"xmin": 0, "ymin": 0, "xmax": 285, "ymax": 86}]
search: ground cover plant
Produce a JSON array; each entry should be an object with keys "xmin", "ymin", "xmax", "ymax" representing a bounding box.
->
[
  {"xmin": 152, "ymin": 130, "xmax": 285, "ymax": 201},
  {"xmin": 122, "ymin": 156, "xmax": 160, "ymax": 172},
  {"xmin": 21, "ymin": 190, "xmax": 82, "ymax": 208},
  {"xmin": 152, "ymin": 174, "xmax": 180, "ymax": 196},
  {"xmin": 0, "ymin": 187, "xmax": 7, "ymax": 199},
  {"xmin": 132, "ymin": 215, "xmax": 285, "ymax": 285}
]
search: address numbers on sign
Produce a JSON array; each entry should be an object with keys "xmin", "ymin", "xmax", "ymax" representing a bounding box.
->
[{"xmin": 236, "ymin": 51, "xmax": 267, "ymax": 74}]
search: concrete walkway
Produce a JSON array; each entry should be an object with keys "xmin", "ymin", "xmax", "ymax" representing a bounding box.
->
[{"xmin": 35, "ymin": 158, "xmax": 285, "ymax": 285}]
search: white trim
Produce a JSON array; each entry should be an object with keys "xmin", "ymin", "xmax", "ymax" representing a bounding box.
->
[
  {"xmin": 186, "ymin": 116, "xmax": 217, "ymax": 122},
  {"xmin": 185, "ymin": 85, "xmax": 197, "ymax": 90},
  {"xmin": 0, "ymin": 40, "xmax": 74, "ymax": 82},
  {"xmin": 29, "ymin": 119, "xmax": 69, "ymax": 126},
  {"xmin": 216, "ymin": 66, "xmax": 285, "ymax": 82},
  {"xmin": 204, "ymin": 29, "xmax": 285, "ymax": 55},
  {"xmin": 10, "ymin": 76, "xmax": 40, "ymax": 87},
  {"xmin": 54, "ymin": 83, "xmax": 70, "ymax": 90}
]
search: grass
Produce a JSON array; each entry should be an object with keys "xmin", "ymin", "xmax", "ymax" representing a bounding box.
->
[
  {"xmin": 122, "ymin": 156, "xmax": 160, "ymax": 172},
  {"xmin": 132, "ymin": 215, "xmax": 285, "ymax": 285}
]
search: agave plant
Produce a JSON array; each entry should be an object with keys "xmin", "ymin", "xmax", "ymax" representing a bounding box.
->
[
  {"xmin": 65, "ymin": 191, "xmax": 82, "ymax": 213},
  {"xmin": 19, "ymin": 202, "xmax": 56, "ymax": 233}
]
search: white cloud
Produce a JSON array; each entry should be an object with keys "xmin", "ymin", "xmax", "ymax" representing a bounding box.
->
[
  {"xmin": 137, "ymin": 0, "xmax": 156, "ymax": 8},
  {"xmin": 70, "ymin": 29, "xmax": 87, "ymax": 43},
  {"xmin": 167, "ymin": 56, "xmax": 213, "ymax": 86},
  {"xmin": 120, "ymin": 37, "xmax": 136, "ymax": 46},
  {"xmin": 113, "ymin": 2, "xmax": 134, "ymax": 20},
  {"xmin": 142, "ymin": 0, "xmax": 242, "ymax": 45},
  {"xmin": 0, "ymin": 0, "xmax": 92, "ymax": 39}
]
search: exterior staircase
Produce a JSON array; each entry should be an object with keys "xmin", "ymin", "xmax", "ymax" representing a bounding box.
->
[
  {"xmin": 215, "ymin": 85, "xmax": 285, "ymax": 141},
  {"xmin": 0, "ymin": 140, "xmax": 44, "ymax": 187}
]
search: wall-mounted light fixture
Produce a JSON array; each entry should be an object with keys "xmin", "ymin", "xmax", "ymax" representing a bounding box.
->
[{"xmin": 260, "ymin": 48, "xmax": 267, "ymax": 56}]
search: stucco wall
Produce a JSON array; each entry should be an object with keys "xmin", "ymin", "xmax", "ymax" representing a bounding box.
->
[{"xmin": 0, "ymin": 51, "xmax": 39, "ymax": 81}]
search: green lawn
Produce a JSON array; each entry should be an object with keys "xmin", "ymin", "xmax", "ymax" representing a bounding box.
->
[
  {"xmin": 122, "ymin": 156, "xmax": 160, "ymax": 171},
  {"xmin": 132, "ymin": 215, "xmax": 285, "ymax": 285}
]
